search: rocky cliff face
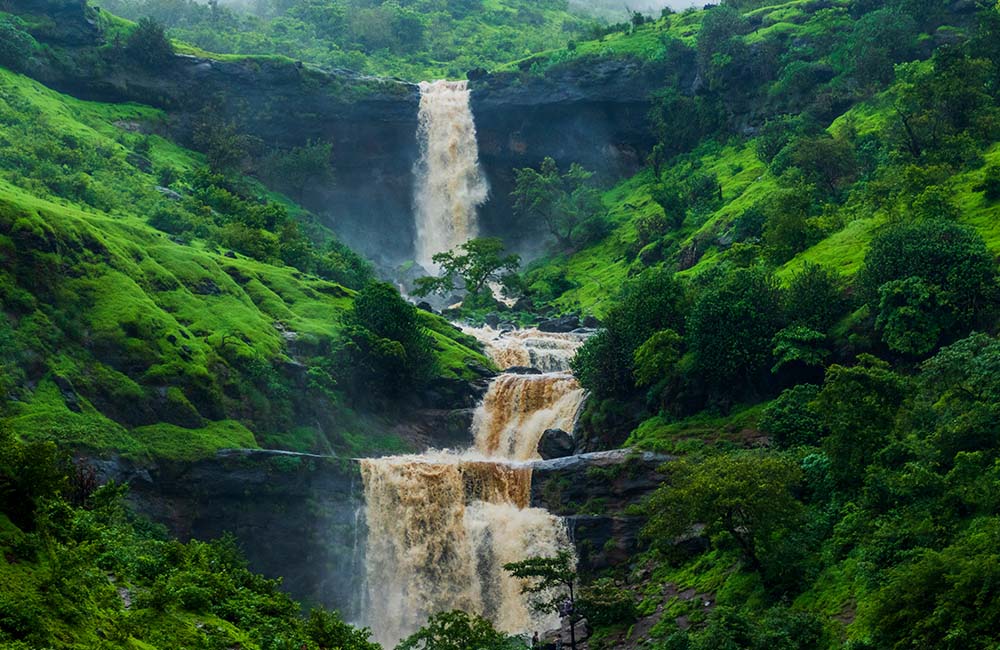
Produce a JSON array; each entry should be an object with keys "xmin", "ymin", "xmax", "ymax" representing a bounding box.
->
[
  {"xmin": 470, "ymin": 58, "xmax": 689, "ymax": 256},
  {"xmin": 90, "ymin": 449, "xmax": 367, "ymax": 616},
  {"xmin": 16, "ymin": 2, "xmax": 682, "ymax": 263},
  {"xmin": 531, "ymin": 450, "xmax": 670, "ymax": 574},
  {"xmin": 86, "ymin": 447, "xmax": 667, "ymax": 615}
]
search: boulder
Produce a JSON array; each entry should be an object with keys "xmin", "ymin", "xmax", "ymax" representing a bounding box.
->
[
  {"xmin": 538, "ymin": 428, "xmax": 575, "ymax": 459},
  {"xmin": 505, "ymin": 366, "xmax": 543, "ymax": 375},
  {"xmin": 537, "ymin": 315, "xmax": 580, "ymax": 333}
]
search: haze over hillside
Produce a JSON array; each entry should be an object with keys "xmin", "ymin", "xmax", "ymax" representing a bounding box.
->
[
  {"xmin": 569, "ymin": 0, "xmax": 705, "ymax": 18},
  {"xmin": 2, "ymin": 0, "xmax": 1000, "ymax": 648}
]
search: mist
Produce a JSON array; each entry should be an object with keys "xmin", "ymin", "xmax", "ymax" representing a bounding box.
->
[{"xmin": 569, "ymin": 0, "xmax": 706, "ymax": 19}]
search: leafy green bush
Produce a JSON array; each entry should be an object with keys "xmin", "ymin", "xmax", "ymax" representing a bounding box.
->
[
  {"xmin": 397, "ymin": 610, "xmax": 523, "ymax": 650},
  {"xmin": 0, "ymin": 14, "xmax": 37, "ymax": 71},
  {"xmin": 334, "ymin": 282, "xmax": 435, "ymax": 402},
  {"xmin": 578, "ymin": 578, "xmax": 638, "ymax": 627},
  {"xmin": 759, "ymin": 384, "xmax": 824, "ymax": 449},
  {"xmin": 644, "ymin": 452, "xmax": 804, "ymax": 570},
  {"xmin": 784, "ymin": 263, "xmax": 846, "ymax": 333},
  {"xmin": 688, "ymin": 267, "xmax": 784, "ymax": 398},
  {"xmin": 859, "ymin": 220, "xmax": 997, "ymax": 342},
  {"xmin": 124, "ymin": 17, "xmax": 175, "ymax": 69},
  {"xmin": 572, "ymin": 269, "xmax": 685, "ymax": 399}
]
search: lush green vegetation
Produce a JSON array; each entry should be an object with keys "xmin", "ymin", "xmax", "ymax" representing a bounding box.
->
[
  {"xmin": 0, "ymin": 63, "xmax": 486, "ymax": 461},
  {"xmin": 94, "ymin": 0, "xmax": 603, "ymax": 80},
  {"xmin": 0, "ymin": 431, "xmax": 383, "ymax": 649},
  {"xmin": 4, "ymin": 0, "xmax": 1000, "ymax": 647},
  {"xmin": 499, "ymin": 1, "xmax": 1000, "ymax": 647}
]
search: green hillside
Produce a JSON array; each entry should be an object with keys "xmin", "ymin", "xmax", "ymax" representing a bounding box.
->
[
  {"xmin": 500, "ymin": 2, "xmax": 1000, "ymax": 647},
  {"xmin": 95, "ymin": 0, "xmax": 601, "ymax": 80},
  {"xmin": 0, "ymin": 66, "xmax": 487, "ymax": 461}
]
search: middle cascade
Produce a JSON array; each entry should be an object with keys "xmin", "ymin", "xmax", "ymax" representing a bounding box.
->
[{"xmin": 360, "ymin": 328, "xmax": 587, "ymax": 647}]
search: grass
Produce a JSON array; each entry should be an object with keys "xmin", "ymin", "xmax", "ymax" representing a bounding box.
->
[
  {"xmin": 0, "ymin": 66, "xmax": 486, "ymax": 460},
  {"xmin": 628, "ymin": 403, "xmax": 766, "ymax": 454}
]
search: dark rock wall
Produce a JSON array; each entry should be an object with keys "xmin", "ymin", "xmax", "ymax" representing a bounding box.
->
[
  {"xmin": 530, "ymin": 450, "xmax": 670, "ymax": 575},
  {"xmin": 91, "ymin": 450, "xmax": 367, "ymax": 617},
  {"xmin": 470, "ymin": 58, "xmax": 687, "ymax": 258},
  {"xmin": 15, "ymin": 0, "xmax": 677, "ymax": 264}
]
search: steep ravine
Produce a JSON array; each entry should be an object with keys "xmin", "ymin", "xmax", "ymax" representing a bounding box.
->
[
  {"xmin": 91, "ymin": 329, "xmax": 668, "ymax": 627},
  {"xmin": 12, "ymin": 0, "xmax": 677, "ymax": 263}
]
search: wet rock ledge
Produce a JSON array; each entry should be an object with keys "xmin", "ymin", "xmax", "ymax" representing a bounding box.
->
[
  {"xmin": 90, "ymin": 449, "xmax": 365, "ymax": 617},
  {"xmin": 530, "ymin": 450, "xmax": 671, "ymax": 574}
]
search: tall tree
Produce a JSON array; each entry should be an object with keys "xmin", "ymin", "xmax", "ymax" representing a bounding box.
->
[
  {"xmin": 512, "ymin": 157, "xmax": 606, "ymax": 251},
  {"xmin": 413, "ymin": 237, "xmax": 520, "ymax": 299},
  {"xmin": 504, "ymin": 550, "xmax": 580, "ymax": 650}
]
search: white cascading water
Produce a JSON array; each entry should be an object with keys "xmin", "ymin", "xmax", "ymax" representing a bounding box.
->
[
  {"xmin": 361, "ymin": 328, "xmax": 588, "ymax": 647},
  {"xmin": 413, "ymin": 80, "xmax": 489, "ymax": 270}
]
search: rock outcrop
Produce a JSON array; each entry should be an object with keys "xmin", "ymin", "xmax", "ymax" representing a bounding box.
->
[
  {"xmin": 538, "ymin": 428, "xmax": 576, "ymax": 459},
  {"xmin": 530, "ymin": 450, "xmax": 671, "ymax": 573},
  {"xmin": 89, "ymin": 450, "xmax": 365, "ymax": 617},
  {"xmin": 470, "ymin": 57, "xmax": 695, "ymax": 253}
]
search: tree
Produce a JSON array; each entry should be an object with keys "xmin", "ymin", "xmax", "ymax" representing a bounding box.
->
[
  {"xmin": 504, "ymin": 550, "xmax": 580, "ymax": 650},
  {"xmin": 413, "ymin": 238, "xmax": 520, "ymax": 300},
  {"xmin": 649, "ymin": 185, "xmax": 686, "ymax": 230},
  {"xmin": 334, "ymin": 282, "xmax": 435, "ymax": 401},
  {"xmin": 305, "ymin": 609, "xmax": 380, "ymax": 650},
  {"xmin": 688, "ymin": 267, "xmax": 784, "ymax": 398},
  {"xmin": 865, "ymin": 519, "xmax": 1000, "ymax": 650},
  {"xmin": 193, "ymin": 116, "xmax": 257, "ymax": 175},
  {"xmin": 759, "ymin": 384, "xmax": 825, "ymax": 449},
  {"xmin": 396, "ymin": 611, "xmax": 520, "ymax": 650},
  {"xmin": 633, "ymin": 329, "xmax": 682, "ymax": 388},
  {"xmin": 859, "ymin": 220, "xmax": 997, "ymax": 344},
  {"xmin": 124, "ymin": 17, "xmax": 175, "ymax": 69},
  {"xmin": 578, "ymin": 578, "xmax": 637, "ymax": 628},
  {"xmin": 875, "ymin": 277, "xmax": 944, "ymax": 355},
  {"xmin": 261, "ymin": 140, "xmax": 334, "ymax": 200},
  {"xmin": 571, "ymin": 270, "xmax": 685, "ymax": 399},
  {"xmin": 644, "ymin": 452, "xmax": 804, "ymax": 571},
  {"xmin": 761, "ymin": 187, "xmax": 821, "ymax": 264},
  {"xmin": 892, "ymin": 48, "xmax": 999, "ymax": 163},
  {"xmin": 512, "ymin": 158, "xmax": 607, "ymax": 251},
  {"xmin": 771, "ymin": 325, "xmax": 829, "ymax": 378},
  {"xmin": 0, "ymin": 14, "xmax": 37, "ymax": 71},
  {"xmin": 815, "ymin": 355, "xmax": 908, "ymax": 489},
  {"xmin": 784, "ymin": 263, "xmax": 847, "ymax": 332}
]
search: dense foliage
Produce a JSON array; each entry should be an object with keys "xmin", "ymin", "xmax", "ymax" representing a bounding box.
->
[
  {"xmin": 505, "ymin": 2, "xmax": 1000, "ymax": 647},
  {"xmin": 0, "ymin": 431, "xmax": 378, "ymax": 649},
  {"xmin": 0, "ymin": 59, "xmax": 484, "ymax": 461},
  {"xmin": 95, "ymin": 0, "xmax": 599, "ymax": 79}
]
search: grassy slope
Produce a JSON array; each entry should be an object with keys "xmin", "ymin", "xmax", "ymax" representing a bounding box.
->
[
  {"xmin": 0, "ymin": 67, "xmax": 487, "ymax": 461},
  {"xmin": 516, "ymin": 5, "xmax": 1000, "ymax": 643},
  {"xmin": 524, "ymin": 2, "xmax": 999, "ymax": 318}
]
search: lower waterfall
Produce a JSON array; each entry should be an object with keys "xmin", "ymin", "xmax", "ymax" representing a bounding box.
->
[{"xmin": 360, "ymin": 328, "xmax": 587, "ymax": 647}]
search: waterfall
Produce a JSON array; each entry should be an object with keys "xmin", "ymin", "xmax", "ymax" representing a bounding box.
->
[
  {"xmin": 361, "ymin": 329, "xmax": 588, "ymax": 647},
  {"xmin": 413, "ymin": 80, "xmax": 489, "ymax": 270}
]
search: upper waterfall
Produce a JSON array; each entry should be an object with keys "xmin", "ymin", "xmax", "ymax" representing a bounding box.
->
[{"xmin": 413, "ymin": 80, "xmax": 489, "ymax": 270}]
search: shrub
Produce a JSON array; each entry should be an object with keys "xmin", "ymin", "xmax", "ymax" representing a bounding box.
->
[
  {"xmin": 124, "ymin": 17, "xmax": 175, "ymax": 69},
  {"xmin": 785, "ymin": 263, "xmax": 846, "ymax": 332},
  {"xmin": 759, "ymin": 384, "xmax": 825, "ymax": 449},
  {"xmin": 0, "ymin": 15, "xmax": 37, "ymax": 71},
  {"xmin": 579, "ymin": 578, "xmax": 638, "ymax": 627},
  {"xmin": 973, "ymin": 164, "xmax": 1000, "ymax": 201},
  {"xmin": 859, "ymin": 220, "xmax": 997, "ymax": 337},
  {"xmin": 688, "ymin": 267, "xmax": 784, "ymax": 398}
]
